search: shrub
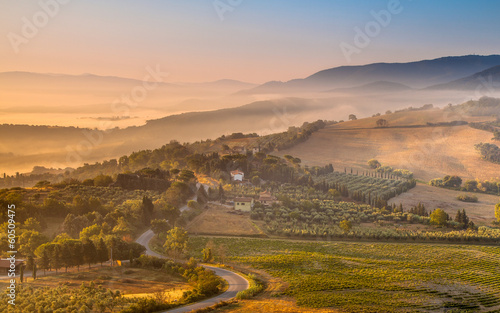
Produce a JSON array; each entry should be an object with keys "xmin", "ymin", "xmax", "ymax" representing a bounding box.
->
[
  {"xmin": 430, "ymin": 209, "xmax": 448, "ymax": 226},
  {"xmin": 456, "ymin": 194, "xmax": 478, "ymax": 203},
  {"xmin": 120, "ymin": 298, "xmax": 172, "ymax": 313},
  {"xmin": 368, "ymin": 159, "xmax": 381, "ymax": 169},
  {"xmin": 97, "ymin": 275, "xmax": 112, "ymax": 280},
  {"xmin": 236, "ymin": 274, "xmax": 264, "ymax": 299}
]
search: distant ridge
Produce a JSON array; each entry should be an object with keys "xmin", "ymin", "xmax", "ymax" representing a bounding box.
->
[
  {"xmin": 0, "ymin": 71, "xmax": 166, "ymax": 86},
  {"xmin": 0, "ymin": 71, "xmax": 256, "ymax": 90},
  {"xmin": 427, "ymin": 65, "xmax": 500, "ymax": 90},
  {"xmin": 325, "ymin": 81, "xmax": 412, "ymax": 93},
  {"xmin": 238, "ymin": 55, "xmax": 500, "ymax": 94}
]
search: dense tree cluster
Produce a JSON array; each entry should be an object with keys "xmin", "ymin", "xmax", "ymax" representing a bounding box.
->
[
  {"xmin": 427, "ymin": 208, "xmax": 474, "ymax": 230},
  {"xmin": 394, "ymin": 104, "xmax": 434, "ymax": 113},
  {"xmin": 113, "ymin": 172, "xmax": 171, "ymax": 192},
  {"xmin": 217, "ymin": 132, "xmax": 258, "ymax": 140},
  {"xmin": 431, "ymin": 175, "xmax": 500, "ymax": 196},
  {"xmin": 454, "ymin": 209, "xmax": 474, "ymax": 230},
  {"xmin": 408, "ymin": 203, "xmax": 428, "ymax": 216},
  {"xmin": 163, "ymin": 227, "xmax": 189, "ymax": 258},
  {"xmin": 470, "ymin": 121, "xmax": 500, "ymax": 135},
  {"xmin": 131, "ymin": 255, "xmax": 223, "ymax": 304},
  {"xmin": 446, "ymin": 96, "xmax": 500, "ymax": 116},
  {"xmin": 430, "ymin": 175, "xmax": 463, "ymax": 188},
  {"xmin": 475, "ymin": 142, "xmax": 500, "ymax": 164}
]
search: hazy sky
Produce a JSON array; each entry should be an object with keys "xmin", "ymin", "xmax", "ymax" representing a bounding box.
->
[{"xmin": 1, "ymin": 0, "xmax": 500, "ymax": 83}]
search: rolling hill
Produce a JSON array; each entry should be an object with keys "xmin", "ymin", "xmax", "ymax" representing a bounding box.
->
[
  {"xmin": 0, "ymin": 97, "xmax": 340, "ymax": 173},
  {"xmin": 275, "ymin": 107, "xmax": 500, "ymax": 182}
]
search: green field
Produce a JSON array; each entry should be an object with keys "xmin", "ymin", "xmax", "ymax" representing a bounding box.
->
[{"xmin": 189, "ymin": 237, "xmax": 500, "ymax": 312}]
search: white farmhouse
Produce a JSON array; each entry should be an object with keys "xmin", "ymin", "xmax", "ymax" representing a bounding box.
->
[{"xmin": 230, "ymin": 170, "xmax": 244, "ymax": 181}]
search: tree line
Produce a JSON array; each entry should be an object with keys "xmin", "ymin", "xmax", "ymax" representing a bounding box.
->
[
  {"xmin": 34, "ymin": 236, "xmax": 145, "ymax": 275},
  {"xmin": 430, "ymin": 174, "xmax": 500, "ymax": 195}
]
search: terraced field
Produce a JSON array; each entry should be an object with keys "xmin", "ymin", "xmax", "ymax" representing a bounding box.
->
[{"xmin": 189, "ymin": 237, "xmax": 500, "ymax": 312}]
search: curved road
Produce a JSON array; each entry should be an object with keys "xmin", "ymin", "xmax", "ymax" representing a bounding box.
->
[{"xmin": 135, "ymin": 229, "xmax": 249, "ymax": 313}]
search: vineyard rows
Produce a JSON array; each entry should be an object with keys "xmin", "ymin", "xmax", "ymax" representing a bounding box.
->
[{"xmin": 188, "ymin": 237, "xmax": 500, "ymax": 312}]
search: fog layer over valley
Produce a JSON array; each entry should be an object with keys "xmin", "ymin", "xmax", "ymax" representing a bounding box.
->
[{"xmin": 2, "ymin": 55, "xmax": 500, "ymax": 174}]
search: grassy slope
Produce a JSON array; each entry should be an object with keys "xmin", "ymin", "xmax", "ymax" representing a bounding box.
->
[{"xmin": 276, "ymin": 109, "xmax": 500, "ymax": 181}]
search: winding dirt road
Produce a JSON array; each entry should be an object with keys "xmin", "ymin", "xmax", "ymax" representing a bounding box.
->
[{"xmin": 135, "ymin": 229, "xmax": 249, "ymax": 313}]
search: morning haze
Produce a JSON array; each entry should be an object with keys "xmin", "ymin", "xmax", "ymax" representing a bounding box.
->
[{"xmin": 1, "ymin": 2, "xmax": 500, "ymax": 313}]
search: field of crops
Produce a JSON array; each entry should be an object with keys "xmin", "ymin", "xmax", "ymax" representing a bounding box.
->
[{"xmin": 189, "ymin": 236, "xmax": 500, "ymax": 312}]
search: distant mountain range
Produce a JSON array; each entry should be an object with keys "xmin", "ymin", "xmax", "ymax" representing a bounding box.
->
[
  {"xmin": 237, "ymin": 55, "xmax": 500, "ymax": 94},
  {"xmin": 426, "ymin": 65, "xmax": 500, "ymax": 90},
  {"xmin": 0, "ymin": 71, "xmax": 256, "ymax": 92},
  {"xmin": 3, "ymin": 54, "xmax": 500, "ymax": 100},
  {"xmin": 0, "ymin": 71, "xmax": 259, "ymax": 126},
  {"xmin": 325, "ymin": 81, "xmax": 412, "ymax": 94}
]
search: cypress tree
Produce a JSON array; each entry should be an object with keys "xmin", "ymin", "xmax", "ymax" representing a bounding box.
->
[
  {"xmin": 40, "ymin": 248, "xmax": 49, "ymax": 275},
  {"xmin": 462, "ymin": 209, "xmax": 469, "ymax": 227},
  {"xmin": 97, "ymin": 238, "xmax": 108, "ymax": 266},
  {"xmin": 455, "ymin": 209, "xmax": 463, "ymax": 224},
  {"xmin": 83, "ymin": 240, "xmax": 98, "ymax": 269}
]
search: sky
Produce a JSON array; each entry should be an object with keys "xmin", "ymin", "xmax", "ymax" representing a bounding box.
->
[{"xmin": 1, "ymin": 0, "xmax": 500, "ymax": 83}]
